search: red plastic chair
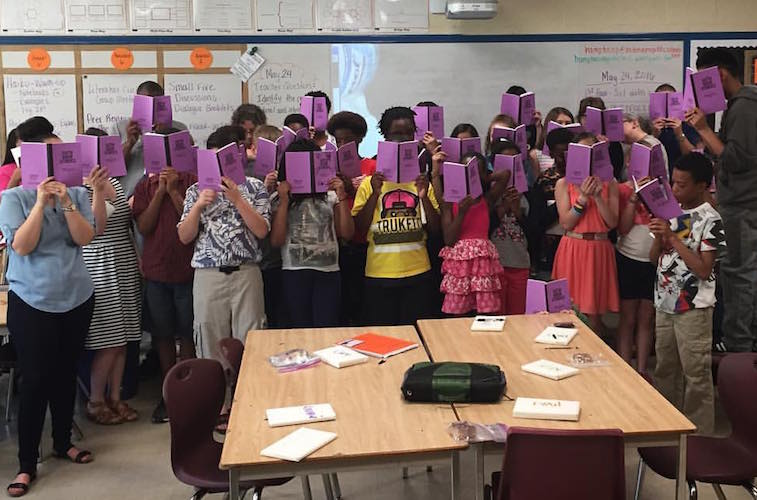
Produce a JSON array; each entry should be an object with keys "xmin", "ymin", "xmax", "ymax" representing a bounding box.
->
[
  {"xmin": 163, "ymin": 358, "xmax": 292, "ymax": 500},
  {"xmin": 487, "ymin": 427, "xmax": 626, "ymax": 500},
  {"xmin": 635, "ymin": 353, "xmax": 757, "ymax": 500}
]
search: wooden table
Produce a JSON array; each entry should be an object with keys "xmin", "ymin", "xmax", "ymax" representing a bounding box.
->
[
  {"xmin": 417, "ymin": 314, "xmax": 696, "ymax": 500},
  {"xmin": 220, "ymin": 326, "xmax": 466, "ymax": 500}
]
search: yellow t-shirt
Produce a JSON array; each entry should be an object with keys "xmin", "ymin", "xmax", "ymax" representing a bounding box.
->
[{"xmin": 351, "ymin": 176, "xmax": 439, "ymax": 279}]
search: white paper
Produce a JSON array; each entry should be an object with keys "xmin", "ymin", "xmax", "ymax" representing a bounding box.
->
[
  {"xmin": 470, "ymin": 315, "xmax": 507, "ymax": 332},
  {"xmin": 64, "ymin": 0, "xmax": 128, "ymax": 32},
  {"xmin": 82, "ymin": 74, "xmax": 158, "ymax": 132},
  {"xmin": 260, "ymin": 427, "xmax": 337, "ymax": 462},
  {"xmin": 4, "ymin": 75, "xmax": 78, "ymax": 141},
  {"xmin": 10, "ymin": 148, "xmax": 21, "ymax": 166},
  {"xmin": 230, "ymin": 51, "xmax": 266, "ymax": 82},
  {"xmin": 513, "ymin": 397, "xmax": 580, "ymax": 421},
  {"xmin": 373, "ymin": 0, "xmax": 428, "ymax": 31},
  {"xmin": 255, "ymin": 0, "xmax": 314, "ymax": 32},
  {"xmin": 1, "ymin": 0, "xmax": 66, "ymax": 33},
  {"xmin": 163, "ymin": 74, "xmax": 242, "ymax": 149},
  {"xmin": 193, "ymin": 0, "xmax": 252, "ymax": 32},
  {"xmin": 131, "ymin": 0, "xmax": 192, "ymax": 32},
  {"xmin": 521, "ymin": 359, "xmax": 580, "ymax": 381},
  {"xmin": 316, "ymin": 0, "xmax": 372, "ymax": 32},
  {"xmin": 314, "ymin": 345, "xmax": 369, "ymax": 368},
  {"xmin": 266, "ymin": 404, "xmax": 336, "ymax": 427},
  {"xmin": 534, "ymin": 326, "xmax": 578, "ymax": 346}
]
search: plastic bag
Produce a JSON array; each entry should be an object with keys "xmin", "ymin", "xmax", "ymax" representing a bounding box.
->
[
  {"xmin": 446, "ymin": 421, "xmax": 508, "ymax": 443},
  {"xmin": 567, "ymin": 352, "xmax": 611, "ymax": 368},
  {"xmin": 269, "ymin": 349, "xmax": 320, "ymax": 373}
]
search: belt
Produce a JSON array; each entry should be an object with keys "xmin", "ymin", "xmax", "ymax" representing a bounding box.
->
[
  {"xmin": 219, "ymin": 266, "xmax": 241, "ymax": 274},
  {"xmin": 565, "ymin": 231, "xmax": 608, "ymax": 241}
]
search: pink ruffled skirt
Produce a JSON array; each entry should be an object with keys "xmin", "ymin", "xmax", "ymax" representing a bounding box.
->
[{"xmin": 439, "ymin": 238, "xmax": 504, "ymax": 314}]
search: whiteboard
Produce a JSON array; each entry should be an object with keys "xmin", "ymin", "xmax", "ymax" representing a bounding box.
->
[
  {"xmin": 82, "ymin": 73, "xmax": 157, "ymax": 132},
  {"xmin": 3, "ymin": 74, "xmax": 78, "ymax": 141},
  {"xmin": 164, "ymin": 73, "xmax": 242, "ymax": 147}
]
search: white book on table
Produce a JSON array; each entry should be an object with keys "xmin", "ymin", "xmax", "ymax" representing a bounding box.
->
[
  {"xmin": 470, "ymin": 315, "xmax": 507, "ymax": 332},
  {"xmin": 313, "ymin": 345, "xmax": 369, "ymax": 368},
  {"xmin": 513, "ymin": 397, "xmax": 581, "ymax": 421},
  {"xmin": 521, "ymin": 359, "xmax": 580, "ymax": 380},
  {"xmin": 260, "ymin": 427, "xmax": 338, "ymax": 462},
  {"xmin": 534, "ymin": 326, "xmax": 578, "ymax": 346},
  {"xmin": 266, "ymin": 404, "xmax": 336, "ymax": 428}
]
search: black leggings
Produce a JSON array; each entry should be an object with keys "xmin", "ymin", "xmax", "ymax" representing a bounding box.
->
[{"xmin": 8, "ymin": 291, "xmax": 94, "ymax": 474}]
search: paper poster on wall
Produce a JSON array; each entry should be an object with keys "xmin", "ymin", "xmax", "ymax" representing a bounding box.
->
[
  {"xmin": 0, "ymin": 0, "xmax": 66, "ymax": 33},
  {"xmin": 373, "ymin": 0, "xmax": 428, "ymax": 32},
  {"xmin": 64, "ymin": 0, "xmax": 129, "ymax": 32},
  {"xmin": 316, "ymin": 0, "xmax": 372, "ymax": 32},
  {"xmin": 193, "ymin": 0, "xmax": 253, "ymax": 32},
  {"xmin": 4, "ymin": 75, "xmax": 78, "ymax": 141},
  {"xmin": 82, "ymin": 74, "xmax": 158, "ymax": 132},
  {"xmin": 131, "ymin": 0, "xmax": 192, "ymax": 32},
  {"xmin": 163, "ymin": 74, "xmax": 242, "ymax": 148},
  {"xmin": 255, "ymin": 0, "xmax": 314, "ymax": 32}
]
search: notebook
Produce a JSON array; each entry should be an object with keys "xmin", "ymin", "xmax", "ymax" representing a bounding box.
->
[
  {"xmin": 339, "ymin": 333, "xmax": 418, "ymax": 359},
  {"xmin": 266, "ymin": 404, "xmax": 336, "ymax": 427},
  {"xmin": 513, "ymin": 397, "xmax": 581, "ymax": 421},
  {"xmin": 521, "ymin": 359, "xmax": 579, "ymax": 381},
  {"xmin": 471, "ymin": 315, "xmax": 507, "ymax": 332},
  {"xmin": 534, "ymin": 326, "xmax": 578, "ymax": 346},
  {"xmin": 313, "ymin": 345, "xmax": 369, "ymax": 368},
  {"xmin": 260, "ymin": 427, "xmax": 337, "ymax": 462}
]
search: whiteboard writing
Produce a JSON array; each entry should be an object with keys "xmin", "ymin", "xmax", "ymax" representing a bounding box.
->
[
  {"xmin": 3, "ymin": 75, "xmax": 78, "ymax": 141},
  {"xmin": 82, "ymin": 74, "xmax": 157, "ymax": 130}
]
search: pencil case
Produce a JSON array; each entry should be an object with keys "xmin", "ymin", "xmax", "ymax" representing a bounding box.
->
[{"xmin": 401, "ymin": 362, "xmax": 506, "ymax": 403}]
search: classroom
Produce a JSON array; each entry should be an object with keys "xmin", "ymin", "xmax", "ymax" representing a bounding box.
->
[{"xmin": 0, "ymin": 0, "xmax": 756, "ymax": 499}]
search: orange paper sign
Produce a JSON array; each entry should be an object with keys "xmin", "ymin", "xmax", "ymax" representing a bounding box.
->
[
  {"xmin": 111, "ymin": 48, "xmax": 134, "ymax": 71},
  {"xmin": 27, "ymin": 48, "xmax": 51, "ymax": 71},
  {"xmin": 190, "ymin": 47, "xmax": 213, "ymax": 70}
]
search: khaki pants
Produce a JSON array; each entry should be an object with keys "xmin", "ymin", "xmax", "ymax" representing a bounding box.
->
[
  {"xmin": 193, "ymin": 264, "xmax": 266, "ymax": 365},
  {"xmin": 655, "ymin": 308, "xmax": 714, "ymax": 435}
]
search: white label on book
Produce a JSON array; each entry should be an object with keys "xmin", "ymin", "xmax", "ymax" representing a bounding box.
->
[
  {"xmin": 513, "ymin": 397, "xmax": 580, "ymax": 421},
  {"xmin": 266, "ymin": 404, "xmax": 336, "ymax": 427},
  {"xmin": 260, "ymin": 427, "xmax": 337, "ymax": 462}
]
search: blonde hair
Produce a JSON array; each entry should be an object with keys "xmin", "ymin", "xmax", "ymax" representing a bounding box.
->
[
  {"xmin": 253, "ymin": 125, "xmax": 282, "ymax": 143},
  {"xmin": 485, "ymin": 114, "xmax": 517, "ymax": 155}
]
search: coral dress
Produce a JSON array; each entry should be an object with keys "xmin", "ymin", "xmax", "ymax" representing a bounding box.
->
[
  {"xmin": 439, "ymin": 199, "xmax": 504, "ymax": 314},
  {"xmin": 552, "ymin": 183, "xmax": 620, "ymax": 315}
]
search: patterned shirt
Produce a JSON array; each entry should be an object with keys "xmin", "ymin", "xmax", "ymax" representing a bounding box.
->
[
  {"xmin": 180, "ymin": 177, "xmax": 271, "ymax": 268},
  {"xmin": 654, "ymin": 202, "xmax": 726, "ymax": 314}
]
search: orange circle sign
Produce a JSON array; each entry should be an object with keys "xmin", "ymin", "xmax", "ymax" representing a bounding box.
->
[
  {"xmin": 111, "ymin": 47, "xmax": 134, "ymax": 71},
  {"xmin": 27, "ymin": 48, "xmax": 51, "ymax": 71},
  {"xmin": 190, "ymin": 47, "xmax": 213, "ymax": 70}
]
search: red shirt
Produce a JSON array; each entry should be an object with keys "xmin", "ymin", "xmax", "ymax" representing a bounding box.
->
[
  {"xmin": 347, "ymin": 158, "xmax": 378, "ymax": 245},
  {"xmin": 132, "ymin": 173, "xmax": 196, "ymax": 283}
]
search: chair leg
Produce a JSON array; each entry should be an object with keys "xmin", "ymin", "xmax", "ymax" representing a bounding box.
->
[
  {"xmin": 321, "ymin": 474, "xmax": 335, "ymax": 500},
  {"xmin": 712, "ymin": 484, "xmax": 727, "ymax": 500},
  {"xmin": 300, "ymin": 476, "xmax": 312, "ymax": 500},
  {"xmin": 426, "ymin": 465, "xmax": 433, "ymax": 473},
  {"xmin": 688, "ymin": 481, "xmax": 697, "ymax": 500},
  {"xmin": 402, "ymin": 467, "xmax": 409, "ymax": 479},
  {"xmin": 189, "ymin": 489, "xmax": 207, "ymax": 500},
  {"xmin": 5, "ymin": 367, "xmax": 14, "ymax": 422},
  {"xmin": 743, "ymin": 481, "xmax": 757, "ymax": 500},
  {"xmin": 249, "ymin": 486, "xmax": 263, "ymax": 500},
  {"xmin": 633, "ymin": 459, "xmax": 645, "ymax": 500},
  {"xmin": 330, "ymin": 473, "xmax": 342, "ymax": 499}
]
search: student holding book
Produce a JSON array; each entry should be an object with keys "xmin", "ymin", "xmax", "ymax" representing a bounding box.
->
[
  {"xmin": 1, "ymin": 119, "xmax": 56, "ymax": 195},
  {"xmin": 351, "ymin": 106, "xmax": 441, "ymax": 325},
  {"xmin": 270, "ymin": 140, "xmax": 354, "ymax": 327},
  {"xmin": 231, "ymin": 103, "xmax": 267, "ymax": 150},
  {"xmin": 650, "ymin": 84, "xmax": 702, "ymax": 173},
  {"xmin": 284, "ymin": 114, "xmax": 310, "ymax": 134},
  {"xmin": 685, "ymin": 48, "xmax": 757, "ymax": 353},
  {"xmin": 649, "ymin": 153, "xmax": 726, "ymax": 434},
  {"xmin": 0, "ymin": 132, "xmax": 97, "ymax": 497},
  {"xmin": 177, "ymin": 127, "xmax": 270, "ymax": 366},
  {"xmin": 577, "ymin": 97, "xmax": 625, "ymax": 181},
  {"xmin": 535, "ymin": 107, "xmax": 576, "ymax": 173},
  {"xmin": 623, "ymin": 112, "xmax": 669, "ymax": 180},
  {"xmin": 484, "ymin": 114, "xmax": 517, "ymax": 157},
  {"xmin": 552, "ymin": 132, "xmax": 619, "ymax": 334},
  {"xmin": 304, "ymin": 90, "xmax": 333, "ymax": 149}
]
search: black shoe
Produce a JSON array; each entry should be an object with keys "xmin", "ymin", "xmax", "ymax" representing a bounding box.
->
[{"xmin": 151, "ymin": 400, "xmax": 168, "ymax": 424}]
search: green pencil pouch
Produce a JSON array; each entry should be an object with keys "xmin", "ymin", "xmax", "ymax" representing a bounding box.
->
[{"xmin": 401, "ymin": 362, "xmax": 506, "ymax": 403}]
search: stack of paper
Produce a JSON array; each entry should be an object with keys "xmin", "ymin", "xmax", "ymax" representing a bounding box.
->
[
  {"xmin": 521, "ymin": 359, "xmax": 579, "ymax": 380},
  {"xmin": 314, "ymin": 346, "xmax": 369, "ymax": 368},
  {"xmin": 534, "ymin": 326, "xmax": 578, "ymax": 346},
  {"xmin": 266, "ymin": 404, "xmax": 336, "ymax": 427},
  {"xmin": 513, "ymin": 397, "xmax": 581, "ymax": 421},
  {"xmin": 260, "ymin": 427, "xmax": 338, "ymax": 462}
]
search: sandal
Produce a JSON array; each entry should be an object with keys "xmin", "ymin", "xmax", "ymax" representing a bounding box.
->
[
  {"xmin": 214, "ymin": 411, "xmax": 231, "ymax": 434},
  {"xmin": 86, "ymin": 401, "xmax": 123, "ymax": 425},
  {"xmin": 54, "ymin": 447, "xmax": 94, "ymax": 464},
  {"xmin": 107, "ymin": 400, "xmax": 138, "ymax": 422},
  {"xmin": 7, "ymin": 472, "xmax": 35, "ymax": 498}
]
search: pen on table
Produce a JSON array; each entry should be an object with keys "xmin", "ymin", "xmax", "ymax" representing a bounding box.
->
[{"xmin": 545, "ymin": 346, "xmax": 578, "ymax": 350}]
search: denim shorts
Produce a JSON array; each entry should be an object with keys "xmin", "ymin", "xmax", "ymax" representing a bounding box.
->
[{"xmin": 145, "ymin": 280, "xmax": 193, "ymax": 339}]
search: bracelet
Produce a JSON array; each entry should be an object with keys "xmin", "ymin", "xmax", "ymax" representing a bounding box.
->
[
  {"xmin": 677, "ymin": 134, "xmax": 686, "ymax": 142},
  {"xmin": 571, "ymin": 203, "xmax": 585, "ymax": 216}
]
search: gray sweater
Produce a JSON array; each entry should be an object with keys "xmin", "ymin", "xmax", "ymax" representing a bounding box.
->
[{"xmin": 718, "ymin": 85, "xmax": 757, "ymax": 209}]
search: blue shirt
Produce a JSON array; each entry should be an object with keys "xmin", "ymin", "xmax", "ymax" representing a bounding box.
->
[{"xmin": 0, "ymin": 187, "xmax": 95, "ymax": 313}]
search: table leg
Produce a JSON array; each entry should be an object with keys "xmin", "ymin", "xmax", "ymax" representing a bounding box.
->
[
  {"xmin": 474, "ymin": 444, "xmax": 485, "ymax": 500},
  {"xmin": 300, "ymin": 476, "xmax": 313, "ymax": 500},
  {"xmin": 229, "ymin": 469, "xmax": 240, "ymax": 500},
  {"xmin": 451, "ymin": 451, "xmax": 462, "ymax": 500},
  {"xmin": 676, "ymin": 434, "xmax": 687, "ymax": 500}
]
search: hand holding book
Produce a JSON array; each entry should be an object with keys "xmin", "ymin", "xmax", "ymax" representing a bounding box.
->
[{"xmin": 649, "ymin": 218, "xmax": 673, "ymax": 242}]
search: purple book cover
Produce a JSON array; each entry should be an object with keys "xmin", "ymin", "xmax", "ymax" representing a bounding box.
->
[
  {"xmin": 76, "ymin": 134, "xmax": 98, "ymax": 176},
  {"xmin": 50, "ymin": 143, "xmax": 83, "ymax": 187},
  {"xmin": 543, "ymin": 122, "xmax": 583, "ymax": 155},
  {"xmin": 491, "ymin": 126, "xmax": 515, "ymax": 143},
  {"xmin": 142, "ymin": 133, "xmax": 169, "ymax": 174},
  {"xmin": 500, "ymin": 93, "xmax": 520, "ymax": 123},
  {"xmin": 99, "ymin": 136, "xmax": 127, "ymax": 177},
  {"xmin": 649, "ymin": 92, "xmax": 668, "ymax": 121},
  {"xmin": 591, "ymin": 141, "xmax": 614, "ymax": 182},
  {"xmin": 323, "ymin": 141, "xmax": 337, "ymax": 152},
  {"xmin": 313, "ymin": 150, "xmax": 337, "ymax": 193},
  {"xmin": 20, "ymin": 142, "xmax": 51, "ymax": 189},
  {"xmin": 167, "ymin": 131, "xmax": 195, "ymax": 173},
  {"xmin": 412, "ymin": 106, "xmax": 428, "ymax": 141},
  {"xmin": 376, "ymin": 141, "xmax": 399, "ymax": 183},
  {"xmin": 280, "ymin": 127, "xmax": 296, "ymax": 151},
  {"xmin": 691, "ymin": 66, "xmax": 727, "ymax": 114},
  {"xmin": 584, "ymin": 106, "xmax": 603, "ymax": 136},
  {"xmin": 513, "ymin": 125, "xmax": 528, "ymax": 157},
  {"xmin": 442, "ymin": 162, "xmax": 467, "ymax": 203},
  {"xmin": 254, "ymin": 137, "xmax": 278, "ymax": 178},
  {"xmin": 337, "ymin": 141, "xmax": 361, "ymax": 178},
  {"xmin": 628, "ymin": 142, "xmax": 651, "ymax": 180},
  {"xmin": 285, "ymin": 151, "xmax": 312, "ymax": 194},
  {"xmin": 197, "ymin": 149, "xmax": 222, "ymax": 192},
  {"xmin": 682, "ymin": 67, "xmax": 696, "ymax": 112},
  {"xmin": 649, "ymin": 143, "xmax": 667, "ymax": 180},
  {"xmin": 525, "ymin": 279, "xmax": 549, "ymax": 314},
  {"xmin": 565, "ymin": 143, "xmax": 591, "ymax": 185},
  {"xmin": 300, "ymin": 96, "xmax": 328, "ymax": 131},
  {"xmin": 153, "ymin": 95, "xmax": 173, "ymax": 128},
  {"xmin": 412, "ymin": 106, "xmax": 444, "ymax": 141},
  {"xmin": 667, "ymin": 92, "xmax": 685, "ymax": 120},
  {"xmin": 217, "ymin": 143, "xmax": 246, "ymax": 185},
  {"xmin": 493, "ymin": 154, "xmax": 526, "ymax": 193},
  {"xmin": 132, "ymin": 94, "xmax": 154, "ymax": 132},
  {"xmin": 441, "ymin": 137, "xmax": 462, "ymax": 162},
  {"xmin": 398, "ymin": 140, "xmax": 421, "ymax": 183},
  {"xmin": 602, "ymin": 108, "xmax": 624, "ymax": 142},
  {"xmin": 546, "ymin": 279, "xmax": 571, "ymax": 313},
  {"xmin": 461, "ymin": 137, "xmax": 481, "ymax": 156},
  {"xmin": 636, "ymin": 178, "xmax": 683, "ymax": 220},
  {"xmin": 520, "ymin": 92, "xmax": 536, "ymax": 126},
  {"xmin": 466, "ymin": 157, "xmax": 483, "ymax": 200}
]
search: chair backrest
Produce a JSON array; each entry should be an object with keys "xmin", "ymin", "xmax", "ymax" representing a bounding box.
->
[
  {"xmin": 163, "ymin": 359, "xmax": 226, "ymax": 464},
  {"xmin": 496, "ymin": 427, "xmax": 625, "ymax": 500},
  {"xmin": 717, "ymin": 353, "xmax": 757, "ymax": 448},
  {"xmin": 219, "ymin": 337, "xmax": 244, "ymax": 378}
]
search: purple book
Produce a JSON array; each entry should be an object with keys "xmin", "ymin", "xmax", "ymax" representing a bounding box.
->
[
  {"xmin": 143, "ymin": 133, "xmax": 169, "ymax": 174},
  {"xmin": 500, "ymin": 92, "xmax": 536, "ymax": 125},
  {"xmin": 254, "ymin": 137, "xmax": 278, "ymax": 178},
  {"xmin": 636, "ymin": 178, "xmax": 683, "ymax": 220},
  {"xmin": 412, "ymin": 106, "xmax": 445, "ymax": 141},
  {"xmin": 285, "ymin": 151, "xmax": 313, "ymax": 194},
  {"xmin": 323, "ymin": 141, "xmax": 337, "ymax": 152},
  {"xmin": 565, "ymin": 143, "xmax": 592, "ymax": 185},
  {"xmin": 543, "ymin": 122, "xmax": 583, "ymax": 155},
  {"xmin": 493, "ymin": 154, "xmax": 527, "ymax": 193},
  {"xmin": 442, "ymin": 161, "xmax": 468, "ymax": 203},
  {"xmin": 167, "ymin": 131, "xmax": 195, "ymax": 173},
  {"xmin": 649, "ymin": 143, "xmax": 667, "ymax": 180},
  {"xmin": 584, "ymin": 106, "xmax": 603, "ymax": 137},
  {"xmin": 602, "ymin": 108, "xmax": 624, "ymax": 142},
  {"xmin": 153, "ymin": 95, "xmax": 173, "ymax": 128},
  {"xmin": 440, "ymin": 137, "xmax": 481, "ymax": 163},
  {"xmin": 491, "ymin": 125, "xmax": 527, "ymax": 155},
  {"xmin": 649, "ymin": 92, "xmax": 668, "ymax": 121},
  {"xmin": 49, "ymin": 143, "xmax": 83, "ymax": 187},
  {"xmin": 300, "ymin": 96, "xmax": 328, "ymax": 131},
  {"xmin": 20, "ymin": 143, "xmax": 52, "ymax": 189},
  {"xmin": 590, "ymin": 141, "xmax": 614, "ymax": 182},
  {"xmin": 132, "ymin": 95, "xmax": 172, "ymax": 132},
  {"xmin": 336, "ymin": 141, "xmax": 361, "ymax": 178},
  {"xmin": 313, "ymin": 150, "xmax": 337, "ymax": 193},
  {"xmin": 526, "ymin": 278, "xmax": 571, "ymax": 314},
  {"xmin": 629, "ymin": 142, "xmax": 667, "ymax": 181},
  {"xmin": 466, "ymin": 157, "xmax": 483, "ymax": 200},
  {"xmin": 376, "ymin": 141, "xmax": 420, "ymax": 183},
  {"xmin": 682, "ymin": 67, "xmax": 696, "ymax": 112},
  {"xmin": 691, "ymin": 66, "xmax": 728, "ymax": 114},
  {"xmin": 76, "ymin": 135, "xmax": 99, "ymax": 176},
  {"xmin": 98, "ymin": 136, "xmax": 127, "ymax": 177},
  {"xmin": 196, "ymin": 149, "xmax": 222, "ymax": 192},
  {"xmin": 667, "ymin": 92, "xmax": 685, "ymax": 120},
  {"xmin": 217, "ymin": 143, "xmax": 246, "ymax": 185}
]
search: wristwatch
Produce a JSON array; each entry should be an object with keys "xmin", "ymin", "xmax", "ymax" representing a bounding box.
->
[{"xmin": 62, "ymin": 202, "xmax": 77, "ymax": 213}]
